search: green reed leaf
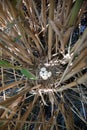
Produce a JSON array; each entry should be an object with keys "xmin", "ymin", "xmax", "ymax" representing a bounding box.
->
[
  {"xmin": 68, "ymin": 0, "xmax": 84, "ymax": 26},
  {"xmin": 21, "ymin": 68, "xmax": 37, "ymax": 80},
  {"xmin": 0, "ymin": 60, "xmax": 20, "ymax": 69}
]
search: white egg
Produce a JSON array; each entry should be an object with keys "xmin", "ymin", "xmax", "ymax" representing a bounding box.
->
[
  {"xmin": 42, "ymin": 75, "xmax": 48, "ymax": 80},
  {"xmin": 39, "ymin": 70, "xmax": 48, "ymax": 80},
  {"xmin": 48, "ymin": 71, "xmax": 52, "ymax": 77},
  {"xmin": 39, "ymin": 71, "xmax": 43, "ymax": 77},
  {"xmin": 40, "ymin": 67, "xmax": 46, "ymax": 72}
]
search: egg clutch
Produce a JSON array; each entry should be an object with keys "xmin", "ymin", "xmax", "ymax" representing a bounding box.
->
[{"xmin": 39, "ymin": 67, "xmax": 52, "ymax": 80}]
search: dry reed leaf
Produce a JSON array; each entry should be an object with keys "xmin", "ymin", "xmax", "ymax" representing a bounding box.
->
[
  {"xmin": 14, "ymin": 95, "xmax": 38, "ymax": 130},
  {"xmin": 57, "ymin": 73, "xmax": 87, "ymax": 91},
  {"xmin": 0, "ymin": 80, "xmax": 25, "ymax": 92},
  {"xmin": 48, "ymin": 0, "xmax": 55, "ymax": 60}
]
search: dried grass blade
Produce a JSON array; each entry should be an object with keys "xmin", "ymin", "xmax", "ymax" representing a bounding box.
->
[
  {"xmin": 50, "ymin": 20, "xmax": 64, "ymax": 51},
  {"xmin": 0, "ymin": 80, "xmax": 25, "ymax": 92},
  {"xmin": 57, "ymin": 73, "xmax": 87, "ymax": 91},
  {"xmin": 60, "ymin": 102, "xmax": 74, "ymax": 130},
  {"xmin": 14, "ymin": 95, "xmax": 38, "ymax": 130},
  {"xmin": 41, "ymin": 0, "xmax": 46, "ymax": 29},
  {"xmin": 48, "ymin": 0, "xmax": 55, "ymax": 60}
]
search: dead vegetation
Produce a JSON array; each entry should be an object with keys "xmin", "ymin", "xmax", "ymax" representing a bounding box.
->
[{"xmin": 0, "ymin": 0, "xmax": 87, "ymax": 130}]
